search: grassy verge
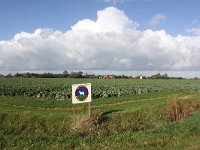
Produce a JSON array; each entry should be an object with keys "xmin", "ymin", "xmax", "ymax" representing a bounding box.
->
[
  {"xmin": 0, "ymin": 91, "xmax": 200, "ymax": 149},
  {"xmin": 1, "ymin": 111, "xmax": 200, "ymax": 149}
]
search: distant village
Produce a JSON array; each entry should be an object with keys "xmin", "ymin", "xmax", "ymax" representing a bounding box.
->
[{"xmin": 0, "ymin": 70, "xmax": 190, "ymax": 79}]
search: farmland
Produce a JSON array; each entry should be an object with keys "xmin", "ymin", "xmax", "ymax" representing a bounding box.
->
[
  {"xmin": 1, "ymin": 78, "xmax": 200, "ymax": 100},
  {"xmin": 1, "ymin": 78, "xmax": 200, "ymax": 149}
]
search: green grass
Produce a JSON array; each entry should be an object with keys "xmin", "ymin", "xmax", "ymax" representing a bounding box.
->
[
  {"xmin": 0, "ymin": 92, "xmax": 180, "ymax": 118},
  {"xmin": 0, "ymin": 91, "xmax": 181, "ymax": 108},
  {"xmin": 1, "ymin": 111, "xmax": 200, "ymax": 149},
  {"xmin": 0, "ymin": 91, "xmax": 200, "ymax": 149},
  {"xmin": 0, "ymin": 91, "xmax": 194, "ymax": 116}
]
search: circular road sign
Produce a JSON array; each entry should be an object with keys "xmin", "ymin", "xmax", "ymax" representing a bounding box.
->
[{"xmin": 75, "ymin": 85, "xmax": 89, "ymax": 101}]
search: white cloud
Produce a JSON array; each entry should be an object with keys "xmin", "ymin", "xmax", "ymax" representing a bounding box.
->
[
  {"xmin": 71, "ymin": 7, "xmax": 138, "ymax": 33},
  {"xmin": 0, "ymin": 6, "xmax": 200, "ymax": 72},
  {"xmin": 149, "ymin": 13, "xmax": 166, "ymax": 26},
  {"xmin": 186, "ymin": 28, "xmax": 200, "ymax": 35},
  {"xmin": 0, "ymin": 60, "xmax": 3, "ymax": 65}
]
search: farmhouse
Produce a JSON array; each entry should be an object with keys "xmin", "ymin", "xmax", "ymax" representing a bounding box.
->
[{"xmin": 99, "ymin": 75, "xmax": 114, "ymax": 79}]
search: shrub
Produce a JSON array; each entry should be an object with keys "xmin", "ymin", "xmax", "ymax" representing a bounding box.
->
[{"xmin": 166, "ymin": 98, "xmax": 200, "ymax": 123}]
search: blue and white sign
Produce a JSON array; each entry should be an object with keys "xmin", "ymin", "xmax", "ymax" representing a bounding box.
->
[{"xmin": 72, "ymin": 83, "xmax": 91, "ymax": 104}]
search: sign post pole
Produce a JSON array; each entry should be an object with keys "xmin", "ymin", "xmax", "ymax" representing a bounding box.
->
[{"xmin": 88, "ymin": 102, "xmax": 91, "ymax": 118}]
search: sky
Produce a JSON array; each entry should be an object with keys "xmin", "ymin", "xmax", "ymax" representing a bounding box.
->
[{"xmin": 0, "ymin": 0, "xmax": 200, "ymax": 75}]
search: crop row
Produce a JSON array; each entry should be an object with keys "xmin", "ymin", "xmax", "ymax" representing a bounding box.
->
[{"xmin": 0, "ymin": 78, "xmax": 200, "ymax": 100}]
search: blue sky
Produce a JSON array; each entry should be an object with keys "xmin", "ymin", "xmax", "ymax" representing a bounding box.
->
[
  {"xmin": 0, "ymin": 0, "xmax": 200, "ymax": 40},
  {"xmin": 0, "ymin": 0, "xmax": 200, "ymax": 74}
]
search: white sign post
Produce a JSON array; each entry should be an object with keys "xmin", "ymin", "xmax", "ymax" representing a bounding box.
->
[{"xmin": 72, "ymin": 83, "xmax": 92, "ymax": 117}]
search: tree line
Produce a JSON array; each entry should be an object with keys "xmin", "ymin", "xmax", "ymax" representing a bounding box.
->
[{"xmin": 0, "ymin": 71, "xmax": 186, "ymax": 79}]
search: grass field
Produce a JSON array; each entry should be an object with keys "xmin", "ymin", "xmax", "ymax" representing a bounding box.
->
[{"xmin": 0, "ymin": 78, "xmax": 200, "ymax": 149}]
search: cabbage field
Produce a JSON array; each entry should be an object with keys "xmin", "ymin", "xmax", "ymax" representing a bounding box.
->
[{"xmin": 0, "ymin": 78, "xmax": 200, "ymax": 100}]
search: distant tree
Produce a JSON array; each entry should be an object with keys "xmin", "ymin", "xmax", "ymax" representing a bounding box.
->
[
  {"xmin": 63, "ymin": 70, "xmax": 69, "ymax": 77},
  {"xmin": 150, "ymin": 73, "xmax": 169, "ymax": 79},
  {"xmin": 68, "ymin": 71, "xmax": 84, "ymax": 78},
  {"xmin": 163, "ymin": 73, "xmax": 169, "ymax": 79},
  {"xmin": 151, "ymin": 73, "xmax": 162, "ymax": 79},
  {"xmin": 77, "ymin": 71, "xmax": 83, "ymax": 78},
  {"xmin": 6, "ymin": 73, "xmax": 12, "ymax": 78},
  {"xmin": 69, "ymin": 72, "xmax": 78, "ymax": 78},
  {"xmin": 41, "ymin": 73, "xmax": 56, "ymax": 78},
  {"xmin": 23, "ymin": 72, "xmax": 31, "ymax": 78},
  {"xmin": 14, "ymin": 73, "xmax": 20, "ymax": 77},
  {"xmin": 121, "ymin": 74, "xmax": 129, "ymax": 79}
]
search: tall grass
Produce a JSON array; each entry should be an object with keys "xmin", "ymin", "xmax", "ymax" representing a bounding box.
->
[
  {"xmin": 166, "ymin": 97, "xmax": 200, "ymax": 123},
  {"xmin": 72, "ymin": 109, "xmax": 105, "ymax": 136}
]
